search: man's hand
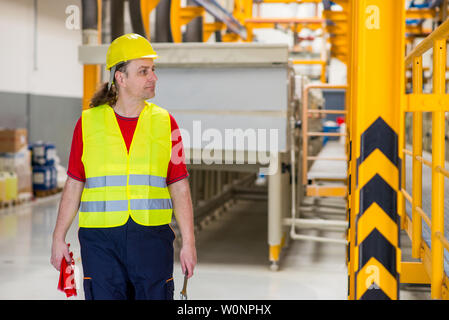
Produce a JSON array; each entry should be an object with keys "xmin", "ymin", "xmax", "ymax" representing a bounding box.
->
[
  {"xmin": 50, "ymin": 176, "xmax": 84, "ymax": 271},
  {"xmin": 50, "ymin": 239, "xmax": 71, "ymax": 271},
  {"xmin": 180, "ymin": 243, "xmax": 197, "ymax": 278}
]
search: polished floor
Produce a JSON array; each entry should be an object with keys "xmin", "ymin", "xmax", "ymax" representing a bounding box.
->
[{"xmin": 0, "ymin": 191, "xmax": 429, "ymax": 300}]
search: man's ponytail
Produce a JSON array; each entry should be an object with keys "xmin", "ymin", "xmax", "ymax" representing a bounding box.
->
[
  {"xmin": 89, "ymin": 82, "xmax": 118, "ymax": 108},
  {"xmin": 89, "ymin": 61, "xmax": 130, "ymax": 108}
]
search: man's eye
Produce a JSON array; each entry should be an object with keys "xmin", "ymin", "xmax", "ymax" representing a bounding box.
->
[{"xmin": 140, "ymin": 70, "xmax": 147, "ymax": 75}]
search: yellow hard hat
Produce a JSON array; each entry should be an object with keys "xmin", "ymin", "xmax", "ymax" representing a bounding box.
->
[{"xmin": 106, "ymin": 33, "xmax": 158, "ymax": 70}]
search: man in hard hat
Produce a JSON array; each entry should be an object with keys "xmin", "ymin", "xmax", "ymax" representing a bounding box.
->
[{"xmin": 50, "ymin": 33, "xmax": 196, "ymax": 300}]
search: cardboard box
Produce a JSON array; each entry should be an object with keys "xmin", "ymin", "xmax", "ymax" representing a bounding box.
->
[{"xmin": 0, "ymin": 129, "xmax": 28, "ymax": 153}]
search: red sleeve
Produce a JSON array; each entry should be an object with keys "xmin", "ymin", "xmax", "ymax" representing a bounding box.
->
[
  {"xmin": 67, "ymin": 116, "xmax": 86, "ymax": 182},
  {"xmin": 167, "ymin": 113, "xmax": 189, "ymax": 185}
]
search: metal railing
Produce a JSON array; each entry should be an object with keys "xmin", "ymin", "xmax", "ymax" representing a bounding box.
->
[
  {"xmin": 284, "ymin": 82, "xmax": 348, "ymax": 246},
  {"xmin": 402, "ymin": 17, "xmax": 449, "ymax": 300},
  {"xmin": 301, "ymin": 84, "xmax": 347, "ymax": 190}
]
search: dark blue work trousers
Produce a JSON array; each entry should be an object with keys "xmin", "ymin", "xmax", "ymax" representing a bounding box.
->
[{"xmin": 78, "ymin": 216, "xmax": 175, "ymax": 300}]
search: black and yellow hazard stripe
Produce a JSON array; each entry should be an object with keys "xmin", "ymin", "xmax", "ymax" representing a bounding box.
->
[
  {"xmin": 346, "ymin": 0, "xmax": 405, "ymax": 300},
  {"xmin": 354, "ymin": 117, "xmax": 401, "ymax": 300}
]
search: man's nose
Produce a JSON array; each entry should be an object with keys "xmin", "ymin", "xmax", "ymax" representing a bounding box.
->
[{"xmin": 148, "ymin": 71, "xmax": 157, "ymax": 81}]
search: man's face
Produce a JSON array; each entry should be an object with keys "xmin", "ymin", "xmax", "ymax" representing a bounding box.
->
[{"xmin": 116, "ymin": 58, "xmax": 158, "ymax": 100}]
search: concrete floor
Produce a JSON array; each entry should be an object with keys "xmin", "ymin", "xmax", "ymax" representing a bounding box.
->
[{"xmin": 0, "ymin": 192, "xmax": 430, "ymax": 300}]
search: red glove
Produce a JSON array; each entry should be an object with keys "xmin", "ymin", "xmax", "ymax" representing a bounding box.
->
[{"xmin": 57, "ymin": 243, "xmax": 77, "ymax": 298}]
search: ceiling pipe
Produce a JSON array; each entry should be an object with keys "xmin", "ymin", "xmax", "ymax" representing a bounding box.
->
[
  {"xmin": 110, "ymin": 0, "xmax": 125, "ymax": 41},
  {"xmin": 129, "ymin": 0, "xmax": 147, "ymax": 38}
]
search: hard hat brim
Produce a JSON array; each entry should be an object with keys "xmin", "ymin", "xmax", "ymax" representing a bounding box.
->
[
  {"xmin": 140, "ymin": 54, "xmax": 158, "ymax": 59},
  {"xmin": 106, "ymin": 55, "xmax": 158, "ymax": 70}
]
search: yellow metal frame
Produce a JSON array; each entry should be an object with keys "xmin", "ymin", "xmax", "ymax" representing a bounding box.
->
[
  {"xmin": 323, "ymin": 2, "xmax": 350, "ymax": 64},
  {"xmin": 140, "ymin": 0, "xmax": 161, "ymax": 40},
  {"xmin": 203, "ymin": 22, "xmax": 225, "ymax": 42},
  {"xmin": 170, "ymin": 0, "xmax": 205, "ymax": 43},
  {"xmin": 401, "ymin": 16, "xmax": 449, "ymax": 300}
]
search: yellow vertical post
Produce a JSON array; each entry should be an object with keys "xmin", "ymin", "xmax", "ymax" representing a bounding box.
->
[
  {"xmin": 82, "ymin": 66, "xmax": 99, "ymax": 111},
  {"xmin": 350, "ymin": 0, "xmax": 404, "ymax": 300},
  {"xmin": 431, "ymin": 39, "xmax": 446, "ymax": 300},
  {"xmin": 347, "ymin": 0, "xmax": 357, "ymax": 300},
  {"xmin": 411, "ymin": 56, "xmax": 423, "ymax": 259}
]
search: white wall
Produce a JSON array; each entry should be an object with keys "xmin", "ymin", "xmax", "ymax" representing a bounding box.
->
[
  {"xmin": 0, "ymin": 0, "xmax": 34, "ymax": 95},
  {"xmin": 0, "ymin": 0, "xmax": 83, "ymax": 98}
]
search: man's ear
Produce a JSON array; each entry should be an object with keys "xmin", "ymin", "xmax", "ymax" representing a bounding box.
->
[{"xmin": 115, "ymin": 71, "xmax": 126, "ymax": 88}]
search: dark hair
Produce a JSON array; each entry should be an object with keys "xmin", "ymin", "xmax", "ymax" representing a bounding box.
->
[{"xmin": 89, "ymin": 61, "xmax": 130, "ymax": 108}]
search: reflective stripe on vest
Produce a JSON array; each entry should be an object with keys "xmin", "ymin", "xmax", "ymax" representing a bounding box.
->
[
  {"xmin": 80, "ymin": 198, "xmax": 173, "ymax": 212},
  {"xmin": 85, "ymin": 174, "xmax": 167, "ymax": 189},
  {"xmin": 79, "ymin": 102, "xmax": 173, "ymax": 228}
]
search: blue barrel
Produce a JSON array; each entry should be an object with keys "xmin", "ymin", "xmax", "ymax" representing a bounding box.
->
[
  {"xmin": 32, "ymin": 166, "xmax": 52, "ymax": 190},
  {"xmin": 323, "ymin": 125, "xmax": 340, "ymax": 146},
  {"xmin": 45, "ymin": 143, "xmax": 56, "ymax": 166},
  {"xmin": 33, "ymin": 166, "xmax": 49, "ymax": 190},
  {"xmin": 50, "ymin": 165, "xmax": 57, "ymax": 189},
  {"xmin": 31, "ymin": 142, "xmax": 56, "ymax": 166},
  {"xmin": 31, "ymin": 142, "xmax": 46, "ymax": 166}
]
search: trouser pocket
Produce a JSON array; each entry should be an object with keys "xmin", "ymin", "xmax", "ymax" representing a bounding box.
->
[
  {"xmin": 165, "ymin": 278, "xmax": 174, "ymax": 300},
  {"xmin": 83, "ymin": 278, "xmax": 93, "ymax": 300}
]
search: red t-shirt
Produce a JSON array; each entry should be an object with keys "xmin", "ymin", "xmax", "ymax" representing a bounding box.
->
[{"xmin": 67, "ymin": 111, "xmax": 189, "ymax": 185}]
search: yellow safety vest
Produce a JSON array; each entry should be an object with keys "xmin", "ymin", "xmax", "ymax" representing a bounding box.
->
[{"xmin": 79, "ymin": 102, "xmax": 173, "ymax": 228}]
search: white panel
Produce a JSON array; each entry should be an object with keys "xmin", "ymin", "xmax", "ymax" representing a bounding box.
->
[
  {"xmin": 0, "ymin": 0, "xmax": 33, "ymax": 94},
  {"xmin": 30, "ymin": 0, "xmax": 83, "ymax": 98},
  {"xmin": 0, "ymin": 0, "xmax": 83, "ymax": 97}
]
